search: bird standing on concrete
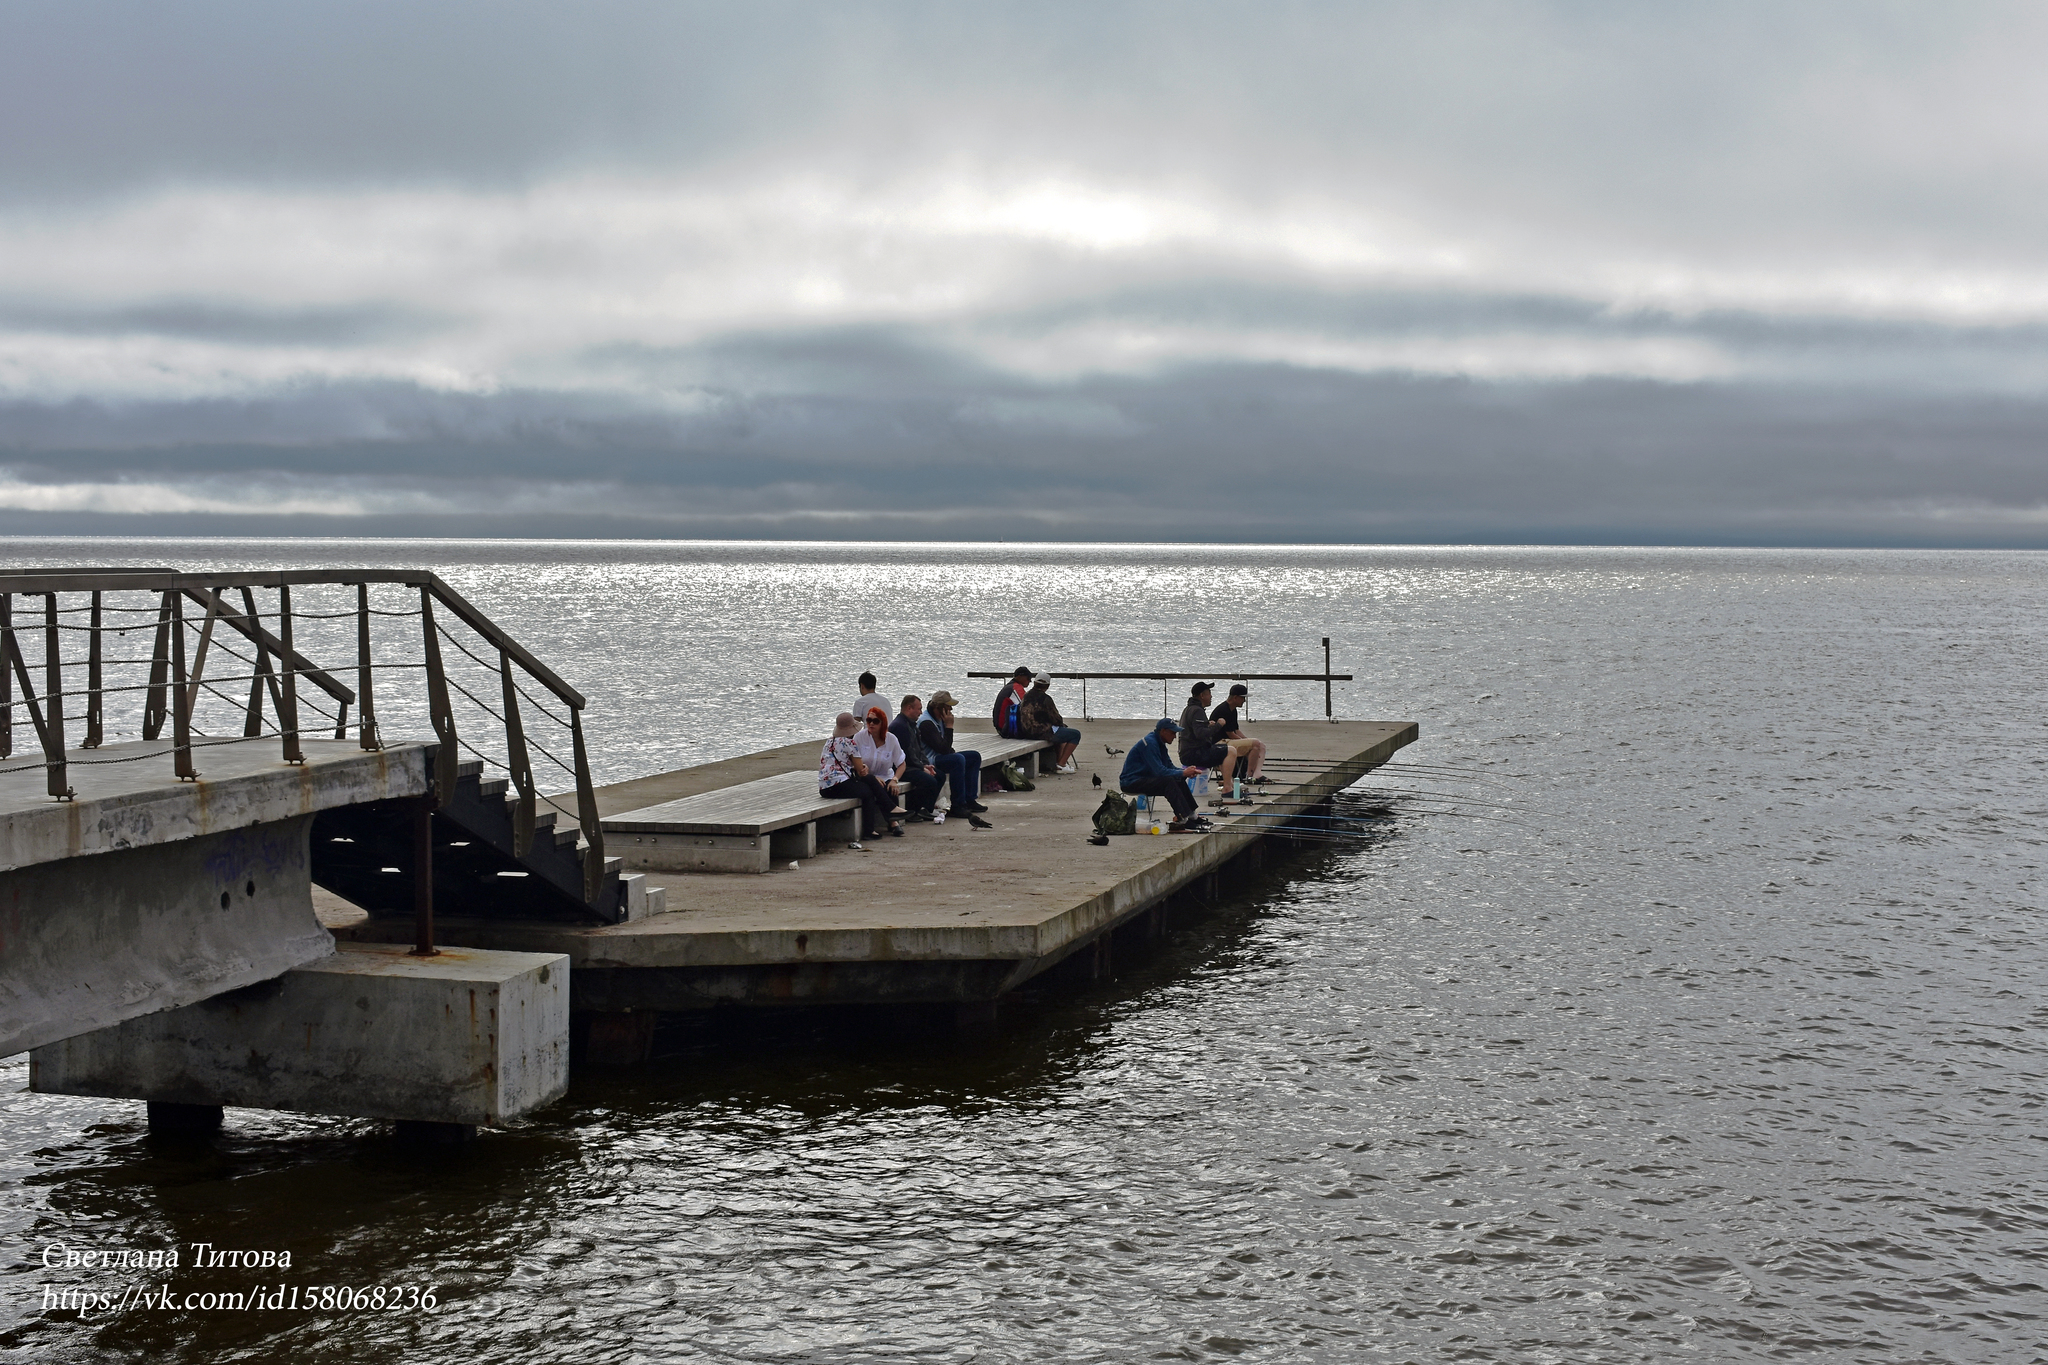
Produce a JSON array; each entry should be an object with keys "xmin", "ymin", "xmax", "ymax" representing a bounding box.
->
[
  {"xmin": 1105, "ymin": 743, "xmax": 1124, "ymax": 755},
  {"xmin": 1091, "ymin": 773, "xmax": 1103, "ymax": 788}
]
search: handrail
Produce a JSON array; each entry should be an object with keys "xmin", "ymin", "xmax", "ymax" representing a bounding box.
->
[
  {"xmin": 970, "ymin": 637, "xmax": 1352, "ymax": 721},
  {"xmin": 966, "ymin": 671, "xmax": 1354, "ymax": 682},
  {"xmin": 0, "ymin": 567, "xmax": 608, "ymax": 904},
  {"xmin": 0, "ymin": 569, "xmax": 583, "ymax": 709}
]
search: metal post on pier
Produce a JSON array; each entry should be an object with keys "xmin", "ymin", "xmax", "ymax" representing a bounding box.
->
[
  {"xmin": 84, "ymin": 592, "xmax": 103, "ymax": 749},
  {"xmin": 43, "ymin": 594, "xmax": 71, "ymax": 797},
  {"xmin": 411, "ymin": 795, "xmax": 437, "ymax": 957},
  {"xmin": 1324, "ymin": 637, "xmax": 1333, "ymax": 722}
]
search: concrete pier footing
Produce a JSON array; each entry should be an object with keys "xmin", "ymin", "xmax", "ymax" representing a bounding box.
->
[
  {"xmin": 0, "ymin": 738, "xmax": 430, "ymax": 1058},
  {"xmin": 31, "ymin": 942, "xmax": 570, "ymax": 1128}
]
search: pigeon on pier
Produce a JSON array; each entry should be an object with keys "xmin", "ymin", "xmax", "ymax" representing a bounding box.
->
[
  {"xmin": 1091, "ymin": 773, "xmax": 1102, "ymax": 788},
  {"xmin": 1104, "ymin": 743, "xmax": 1124, "ymax": 755},
  {"xmin": 968, "ymin": 815, "xmax": 994, "ymax": 830}
]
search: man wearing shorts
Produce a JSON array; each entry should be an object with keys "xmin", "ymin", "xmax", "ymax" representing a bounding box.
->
[
  {"xmin": 1210, "ymin": 683, "xmax": 1267, "ymax": 784},
  {"xmin": 1177, "ymin": 682, "xmax": 1246, "ymax": 786}
]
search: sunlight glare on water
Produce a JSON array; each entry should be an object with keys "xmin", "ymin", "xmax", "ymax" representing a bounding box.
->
[{"xmin": 0, "ymin": 540, "xmax": 2041, "ymax": 1364}]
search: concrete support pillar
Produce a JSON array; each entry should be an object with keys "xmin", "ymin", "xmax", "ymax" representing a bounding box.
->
[{"xmin": 34, "ymin": 943, "xmax": 569, "ymax": 1127}]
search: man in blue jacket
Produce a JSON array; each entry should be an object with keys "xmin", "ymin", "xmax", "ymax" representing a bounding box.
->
[{"xmin": 1119, "ymin": 718, "xmax": 1212, "ymax": 831}]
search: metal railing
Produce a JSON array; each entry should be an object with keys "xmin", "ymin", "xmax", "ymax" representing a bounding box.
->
[
  {"xmin": 969, "ymin": 637, "xmax": 1353, "ymax": 720},
  {"xmin": 0, "ymin": 568, "xmax": 607, "ymax": 903}
]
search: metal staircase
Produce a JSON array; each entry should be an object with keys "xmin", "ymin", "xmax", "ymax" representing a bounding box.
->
[
  {"xmin": 0, "ymin": 567, "xmax": 648, "ymax": 932},
  {"xmin": 311, "ymin": 756, "xmax": 663, "ymax": 924}
]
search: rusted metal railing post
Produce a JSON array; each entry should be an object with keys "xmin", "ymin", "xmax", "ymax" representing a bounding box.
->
[
  {"xmin": 142, "ymin": 594, "xmax": 172, "ymax": 741},
  {"xmin": 238, "ymin": 588, "xmax": 274, "ymax": 738},
  {"xmin": 410, "ymin": 794, "xmax": 437, "ymax": 957},
  {"xmin": 84, "ymin": 592, "xmax": 103, "ymax": 749},
  {"xmin": 0, "ymin": 594, "xmax": 11, "ymax": 759},
  {"xmin": 170, "ymin": 590, "xmax": 196, "ymax": 780},
  {"xmin": 1, "ymin": 598, "xmax": 67, "ymax": 798},
  {"xmin": 500, "ymin": 650, "xmax": 536, "ymax": 857},
  {"xmin": 420, "ymin": 587, "xmax": 457, "ymax": 805},
  {"xmin": 276, "ymin": 582, "xmax": 303, "ymax": 763},
  {"xmin": 42, "ymin": 595, "xmax": 70, "ymax": 798},
  {"xmin": 356, "ymin": 582, "xmax": 379, "ymax": 750},
  {"xmin": 571, "ymin": 707, "xmax": 605, "ymax": 906}
]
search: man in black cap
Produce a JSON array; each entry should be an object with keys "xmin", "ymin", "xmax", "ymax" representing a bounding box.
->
[
  {"xmin": 1176, "ymin": 682, "xmax": 1245, "ymax": 787},
  {"xmin": 1117, "ymin": 717, "xmax": 1212, "ymax": 832},
  {"xmin": 1210, "ymin": 683, "xmax": 1267, "ymax": 783}
]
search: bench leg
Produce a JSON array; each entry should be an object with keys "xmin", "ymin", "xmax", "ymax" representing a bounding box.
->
[
  {"xmin": 769, "ymin": 822, "xmax": 817, "ymax": 862},
  {"xmin": 818, "ymin": 810, "xmax": 859, "ymax": 845}
]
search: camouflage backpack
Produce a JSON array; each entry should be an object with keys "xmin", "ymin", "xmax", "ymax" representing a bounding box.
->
[{"xmin": 1092, "ymin": 791, "xmax": 1136, "ymax": 836}]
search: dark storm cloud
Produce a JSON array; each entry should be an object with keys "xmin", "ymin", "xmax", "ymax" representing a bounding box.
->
[{"xmin": 3, "ymin": 2, "xmax": 2048, "ymax": 543}]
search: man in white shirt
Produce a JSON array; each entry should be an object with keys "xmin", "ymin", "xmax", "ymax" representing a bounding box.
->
[
  {"xmin": 853, "ymin": 670, "xmax": 890, "ymax": 726},
  {"xmin": 852, "ymin": 705, "xmax": 908, "ymax": 837}
]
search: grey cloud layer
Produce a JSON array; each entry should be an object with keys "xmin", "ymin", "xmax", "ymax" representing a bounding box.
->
[{"xmin": 4, "ymin": 2, "xmax": 2047, "ymax": 543}]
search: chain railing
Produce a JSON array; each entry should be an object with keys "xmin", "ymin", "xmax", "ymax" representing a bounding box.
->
[{"xmin": 0, "ymin": 568, "xmax": 607, "ymax": 903}]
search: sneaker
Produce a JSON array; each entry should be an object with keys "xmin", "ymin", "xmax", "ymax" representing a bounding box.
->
[
  {"xmin": 907, "ymin": 810, "xmax": 935, "ymax": 823},
  {"xmin": 888, "ymin": 822, "xmax": 905, "ymax": 837},
  {"xmin": 964, "ymin": 801, "xmax": 989, "ymax": 813},
  {"xmin": 1056, "ymin": 761, "xmax": 1078, "ymax": 775}
]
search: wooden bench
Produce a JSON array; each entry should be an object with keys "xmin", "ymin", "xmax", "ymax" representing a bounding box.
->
[
  {"xmin": 973, "ymin": 735, "xmax": 1053, "ymax": 779},
  {"xmin": 601, "ymin": 770, "xmax": 872, "ymax": 874}
]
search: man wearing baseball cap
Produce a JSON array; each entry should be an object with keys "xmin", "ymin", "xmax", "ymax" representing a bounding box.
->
[
  {"xmin": 1210, "ymin": 683, "xmax": 1268, "ymax": 784},
  {"xmin": 914, "ymin": 690, "xmax": 990, "ymax": 822},
  {"xmin": 1117, "ymin": 717, "xmax": 1213, "ymax": 832},
  {"xmin": 1023, "ymin": 672, "xmax": 1083, "ymax": 774}
]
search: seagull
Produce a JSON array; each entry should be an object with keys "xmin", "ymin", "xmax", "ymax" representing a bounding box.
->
[
  {"xmin": 1091, "ymin": 773, "xmax": 1103, "ymax": 788},
  {"xmin": 1104, "ymin": 743, "xmax": 1124, "ymax": 755}
]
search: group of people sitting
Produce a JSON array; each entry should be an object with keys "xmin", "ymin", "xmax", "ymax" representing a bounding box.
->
[
  {"xmin": 818, "ymin": 668, "xmax": 1264, "ymax": 844},
  {"xmin": 990, "ymin": 666, "xmax": 1083, "ymax": 772},
  {"xmin": 1118, "ymin": 681, "xmax": 1268, "ymax": 833},
  {"xmin": 819, "ymin": 673, "xmax": 997, "ymax": 843}
]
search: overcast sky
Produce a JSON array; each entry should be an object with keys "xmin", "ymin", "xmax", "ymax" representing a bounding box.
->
[{"xmin": 4, "ymin": 1, "xmax": 2047, "ymax": 543}]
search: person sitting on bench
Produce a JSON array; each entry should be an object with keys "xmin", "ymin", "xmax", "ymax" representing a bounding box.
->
[
  {"xmin": 914, "ymin": 690, "xmax": 987, "ymax": 818},
  {"xmin": 1022, "ymin": 673, "xmax": 1082, "ymax": 774},
  {"xmin": 854, "ymin": 706, "xmax": 908, "ymax": 837},
  {"xmin": 818, "ymin": 711, "xmax": 895, "ymax": 844},
  {"xmin": 853, "ymin": 670, "xmax": 890, "ymax": 727},
  {"xmin": 1210, "ymin": 683, "xmax": 1268, "ymax": 784},
  {"xmin": 889, "ymin": 694, "xmax": 944, "ymax": 820},
  {"xmin": 993, "ymin": 665, "xmax": 1032, "ymax": 737},
  {"xmin": 1118, "ymin": 717, "xmax": 1212, "ymax": 832}
]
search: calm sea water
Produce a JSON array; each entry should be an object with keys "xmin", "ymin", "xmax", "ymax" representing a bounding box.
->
[{"xmin": 1, "ymin": 540, "xmax": 2042, "ymax": 1364}]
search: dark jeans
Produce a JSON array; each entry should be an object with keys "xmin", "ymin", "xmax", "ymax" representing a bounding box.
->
[
  {"xmin": 1121, "ymin": 773, "xmax": 1196, "ymax": 821},
  {"xmin": 934, "ymin": 750, "xmax": 981, "ymax": 808},
  {"xmin": 822, "ymin": 776, "xmax": 895, "ymax": 837},
  {"xmin": 1184, "ymin": 741, "xmax": 1228, "ymax": 769},
  {"xmin": 904, "ymin": 765, "xmax": 943, "ymax": 813}
]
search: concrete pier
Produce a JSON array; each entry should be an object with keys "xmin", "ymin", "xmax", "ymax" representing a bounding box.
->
[
  {"xmin": 336, "ymin": 719, "xmax": 1416, "ymax": 1024},
  {"xmin": 31, "ymin": 942, "xmax": 569, "ymax": 1127},
  {"xmin": 0, "ymin": 738, "xmax": 429, "ymax": 1056}
]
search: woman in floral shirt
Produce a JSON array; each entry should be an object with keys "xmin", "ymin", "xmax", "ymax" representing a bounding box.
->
[{"xmin": 819, "ymin": 711, "xmax": 894, "ymax": 846}]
